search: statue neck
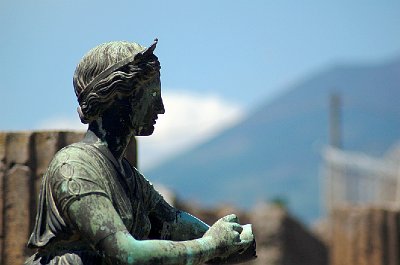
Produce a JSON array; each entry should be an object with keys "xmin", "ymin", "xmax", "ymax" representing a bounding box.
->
[{"xmin": 87, "ymin": 116, "xmax": 133, "ymax": 164}]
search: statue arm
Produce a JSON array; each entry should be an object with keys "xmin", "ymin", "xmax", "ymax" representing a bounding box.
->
[
  {"xmin": 149, "ymin": 199, "xmax": 209, "ymax": 241},
  {"xmin": 148, "ymin": 199, "xmax": 257, "ymax": 264},
  {"xmin": 67, "ymin": 194, "xmax": 250, "ymax": 265}
]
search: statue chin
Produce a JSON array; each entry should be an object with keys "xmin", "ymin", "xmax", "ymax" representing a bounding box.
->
[{"xmin": 135, "ymin": 125, "xmax": 155, "ymax": 136}]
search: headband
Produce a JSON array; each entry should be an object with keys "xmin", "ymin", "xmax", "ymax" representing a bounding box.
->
[{"xmin": 78, "ymin": 38, "xmax": 158, "ymax": 103}]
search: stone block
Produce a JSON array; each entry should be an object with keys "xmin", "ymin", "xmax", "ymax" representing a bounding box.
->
[
  {"xmin": 3, "ymin": 165, "xmax": 32, "ymax": 265},
  {"xmin": 32, "ymin": 131, "xmax": 61, "ymax": 197},
  {"xmin": 5, "ymin": 132, "xmax": 32, "ymax": 166},
  {"xmin": 330, "ymin": 207, "xmax": 400, "ymax": 265},
  {"xmin": 33, "ymin": 131, "xmax": 60, "ymax": 178}
]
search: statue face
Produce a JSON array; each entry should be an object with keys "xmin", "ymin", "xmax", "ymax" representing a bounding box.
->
[{"xmin": 129, "ymin": 73, "xmax": 165, "ymax": 136}]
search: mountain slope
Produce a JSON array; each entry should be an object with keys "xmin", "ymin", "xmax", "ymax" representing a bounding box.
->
[{"xmin": 145, "ymin": 57, "xmax": 400, "ymax": 223}]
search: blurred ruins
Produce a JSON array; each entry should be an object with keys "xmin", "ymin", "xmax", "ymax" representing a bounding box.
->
[
  {"xmin": 324, "ymin": 145, "xmax": 400, "ymax": 211},
  {"xmin": 320, "ymin": 93, "xmax": 400, "ymax": 265},
  {"xmin": 322, "ymin": 144, "xmax": 400, "ymax": 265},
  {"xmin": 0, "ymin": 130, "xmax": 399, "ymax": 265}
]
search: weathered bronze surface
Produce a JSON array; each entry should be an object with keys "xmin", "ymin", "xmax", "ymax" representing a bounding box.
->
[{"xmin": 25, "ymin": 39, "xmax": 256, "ymax": 265}]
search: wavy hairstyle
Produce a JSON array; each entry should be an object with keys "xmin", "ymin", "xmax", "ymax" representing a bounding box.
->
[{"xmin": 73, "ymin": 40, "xmax": 160, "ymax": 124}]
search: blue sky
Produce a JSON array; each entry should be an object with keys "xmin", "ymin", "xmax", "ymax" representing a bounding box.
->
[{"xmin": 1, "ymin": 1, "xmax": 400, "ymax": 168}]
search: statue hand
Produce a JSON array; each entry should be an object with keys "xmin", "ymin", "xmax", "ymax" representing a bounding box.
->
[{"xmin": 203, "ymin": 214, "xmax": 253, "ymax": 258}]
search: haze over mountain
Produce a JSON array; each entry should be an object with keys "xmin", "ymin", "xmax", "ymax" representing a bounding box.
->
[{"xmin": 145, "ymin": 57, "xmax": 400, "ymax": 223}]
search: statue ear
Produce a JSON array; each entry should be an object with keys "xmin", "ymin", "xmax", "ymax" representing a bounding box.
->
[{"xmin": 77, "ymin": 106, "xmax": 90, "ymax": 124}]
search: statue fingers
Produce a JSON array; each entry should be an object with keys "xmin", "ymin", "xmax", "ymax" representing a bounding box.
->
[
  {"xmin": 230, "ymin": 223, "xmax": 243, "ymax": 234},
  {"xmin": 221, "ymin": 214, "xmax": 239, "ymax": 223},
  {"xmin": 230, "ymin": 230, "xmax": 241, "ymax": 243},
  {"xmin": 235, "ymin": 238, "xmax": 254, "ymax": 253}
]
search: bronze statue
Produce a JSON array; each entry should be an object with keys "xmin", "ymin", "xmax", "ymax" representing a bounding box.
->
[{"xmin": 25, "ymin": 39, "xmax": 256, "ymax": 265}]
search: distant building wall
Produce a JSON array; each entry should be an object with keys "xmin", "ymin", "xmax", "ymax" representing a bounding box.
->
[
  {"xmin": 0, "ymin": 131, "xmax": 137, "ymax": 265},
  {"xmin": 323, "ymin": 146, "xmax": 400, "ymax": 213},
  {"xmin": 323, "ymin": 147, "xmax": 400, "ymax": 265}
]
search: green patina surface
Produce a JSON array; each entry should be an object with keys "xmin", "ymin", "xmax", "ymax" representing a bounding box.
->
[{"xmin": 25, "ymin": 40, "xmax": 256, "ymax": 265}]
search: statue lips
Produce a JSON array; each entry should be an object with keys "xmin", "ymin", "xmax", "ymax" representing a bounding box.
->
[{"xmin": 151, "ymin": 115, "xmax": 158, "ymax": 125}]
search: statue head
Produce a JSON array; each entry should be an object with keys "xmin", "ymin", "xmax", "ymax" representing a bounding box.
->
[{"xmin": 73, "ymin": 39, "xmax": 164, "ymax": 136}]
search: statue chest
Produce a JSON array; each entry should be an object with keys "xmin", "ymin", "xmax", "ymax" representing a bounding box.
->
[{"xmin": 108, "ymin": 166, "xmax": 153, "ymax": 240}]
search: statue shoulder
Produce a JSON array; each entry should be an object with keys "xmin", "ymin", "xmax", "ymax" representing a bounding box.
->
[
  {"xmin": 46, "ymin": 142, "xmax": 106, "ymax": 188},
  {"xmin": 50, "ymin": 142, "xmax": 102, "ymax": 168},
  {"xmin": 46, "ymin": 142, "xmax": 112, "ymax": 214}
]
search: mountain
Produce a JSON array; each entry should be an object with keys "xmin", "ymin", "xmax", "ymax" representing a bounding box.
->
[{"xmin": 145, "ymin": 57, "xmax": 400, "ymax": 224}]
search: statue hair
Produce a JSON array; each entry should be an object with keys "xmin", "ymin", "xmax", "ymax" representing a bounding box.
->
[{"xmin": 73, "ymin": 41, "xmax": 160, "ymax": 124}]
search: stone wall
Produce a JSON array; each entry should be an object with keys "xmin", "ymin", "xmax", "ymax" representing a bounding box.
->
[
  {"xmin": 1, "ymin": 130, "xmax": 330, "ymax": 265},
  {"xmin": 178, "ymin": 202, "xmax": 329, "ymax": 265},
  {"xmin": 4, "ymin": 132, "xmax": 399, "ymax": 265},
  {"xmin": 0, "ymin": 131, "xmax": 137, "ymax": 265},
  {"xmin": 330, "ymin": 206, "xmax": 400, "ymax": 265}
]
